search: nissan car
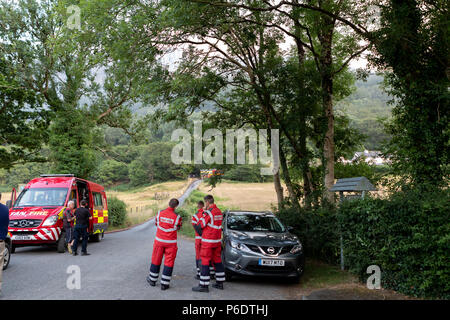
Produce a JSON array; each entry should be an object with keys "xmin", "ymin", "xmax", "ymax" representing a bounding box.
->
[{"xmin": 222, "ymin": 210, "xmax": 305, "ymax": 283}]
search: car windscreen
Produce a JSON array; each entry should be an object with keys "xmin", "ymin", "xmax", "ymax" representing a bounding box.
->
[
  {"xmin": 227, "ymin": 214, "xmax": 286, "ymax": 233},
  {"xmin": 14, "ymin": 188, "xmax": 68, "ymax": 207}
]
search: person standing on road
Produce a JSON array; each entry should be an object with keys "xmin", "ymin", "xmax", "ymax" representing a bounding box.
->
[
  {"xmin": 71, "ymin": 200, "xmax": 92, "ymax": 256},
  {"xmin": 191, "ymin": 201, "xmax": 216, "ymax": 280},
  {"xmin": 147, "ymin": 198, "xmax": 182, "ymax": 291},
  {"xmin": 0, "ymin": 193, "xmax": 10, "ymax": 295},
  {"xmin": 191, "ymin": 201, "xmax": 205, "ymax": 279},
  {"xmin": 192, "ymin": 195, "xmax": 226, "ymax": 293},
  {"xmin": 63, "ymin": 200, "xmax": 75, "ymax": 254}
]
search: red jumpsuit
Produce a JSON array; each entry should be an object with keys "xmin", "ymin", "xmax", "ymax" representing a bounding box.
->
[
  {"xmin": 191, "ymin": 208, "xmax": 204, "ymax": 276},
  {"xmin": 191, "ymin": 208, "xmax": 204, "ymax": 260},
  {"xmin": 197, "ymin": 204, "xmax": 225, "ymax": 287},
  {"xmin": 149, "ymin": 207, "xmax": 182, "ymax": 286}
]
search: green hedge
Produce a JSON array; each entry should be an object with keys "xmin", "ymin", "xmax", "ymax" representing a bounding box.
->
[
  {"xmin": 277, "ymin": 206, "xmax": 340, "ymax": 265},
  {"xmin": 339, "ymin": 189, "xmax": 450, "ymax": 299},
  {"xmin": 107, "ymin": 196, "xmax": 127, "ymax": 227}
]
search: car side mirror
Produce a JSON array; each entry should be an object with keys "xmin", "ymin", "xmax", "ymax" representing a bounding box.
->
[
  {"xmin": 5, "ymin": 200, "xmax": 12, "ymax": 209},
  {"xmin": 287, "ymin": 226, "xmax": 294, "ymax": 232}
]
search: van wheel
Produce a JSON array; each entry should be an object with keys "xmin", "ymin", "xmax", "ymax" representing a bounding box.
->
[
  {"xmin": 57, "ymin": 233, "xmax": 66, "ymax": 253},
  {"xmin": 91, "ymin": 233, "xmax": 102, "ymax": 242},
  {"xmin": 3, "ymin": 242, "xmax": 11, "ymax": 270}
]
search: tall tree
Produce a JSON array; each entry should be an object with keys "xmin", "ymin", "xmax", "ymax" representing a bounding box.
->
[
  {"xmin": 0, "ymin": 57, "xmax": 50, "ymax": 169},
  {"xmin": 188, "ymin": 0, "xmax": 372, "ymax": 202},
  {"xmin": 372, "ymin": 0, "xmax": 449, "ymax": 187},
  {"xmin": 0, "ymin": 0, "xmax": 155, "ymax": 177}
]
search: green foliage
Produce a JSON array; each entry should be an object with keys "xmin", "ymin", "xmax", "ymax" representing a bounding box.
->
[
  {"xmin": 372, "ymin": 0, "xmax": 449, "ymax": 187},
  {"xmin": 335, "ymin": 160, "xmax": 391, "ymax": 185},
  {"xmin": 276, "ymin": 205, "xmax": 340, "ymax": 265},
  {"xmin": 129, "ymin": 160, "xmax": 148, "ymax": 187},
  {"xmin": 334, "ymin": 114, "xmax": 367, "ymax": 159},
  {"xmin": 0, "ymin": 159, "xmax": 51, "ymax": 188},
  {"xmin": 0, "ymin": 58, "xmax": 50, "ymax": 169},
  {"xmin": 339, "ymin": 189, "xmax": 450, "ymax": 299},
  {"xmin": 128, "ymin": 142, "xmax": 191, "ymax": 186},
  {"xmin": 175, "ymin": 207, "xmax": 189, "ymax": 220},
  {"xmin": 337, "ymin": 75, "xmax": 392, "ymax": 150},
  {"xmin": 49, "ymin": 108, "xmax": 99, "ymax": 179},
  {"xmin": 222, "ymin": 165, "xmax": 273, "ymax": 183},
  {"xmin": 92, "ymin": 160, "xmax": 129, "ymax": 186},
  {"xmin": 107, "ymin": 196, "xmax": 127, "ymax": 227}
]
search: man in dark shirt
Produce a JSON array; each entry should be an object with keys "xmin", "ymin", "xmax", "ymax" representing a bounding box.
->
[
  {"xmin": 71, "ymin": 199, "xmax": 92, "ymax": 256},
  {"xmin": 0, "ymin": 193, "xmax": 10, "ymax": 294},
  {"xmin": 63, "ymin": 200, "xmax": 75, "ymax": 254}
]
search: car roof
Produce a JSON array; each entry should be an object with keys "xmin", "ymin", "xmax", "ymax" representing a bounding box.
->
[{"xmin": 226, "ymin": 210, "xmax": 275, "ymax": 217}]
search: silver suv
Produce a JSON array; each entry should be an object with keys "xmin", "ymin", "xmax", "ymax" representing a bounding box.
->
[{"xmin": 222, "ymin": 211, "xmax": 305, "ymax": 283}]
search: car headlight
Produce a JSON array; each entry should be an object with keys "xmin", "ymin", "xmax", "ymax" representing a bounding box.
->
[
  {"xmin": 230, "ymin": 240, "xmax": 252, "ymax": 253},
  {"xmin": 42, "ymin": 215, "xmax": 58, "ymax": 226},
  {"xmin": 290, "ymin": 243, "xmax": 303, "ymax": 254}
]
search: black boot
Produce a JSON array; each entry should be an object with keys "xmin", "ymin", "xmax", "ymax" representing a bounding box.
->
[
  {"xmin": 192, "ymin": 285, "xmax": 209, "ymax": 293},
  {"xmin": 161, "ymin": 284, "xmax": 170, "ymax": 291},
  {"xmin": 194, "ymin": 274, "xmax": 200, "ymax": 280},
  {"xmin": 212, "ymin": 282, "xmax": 224, "ymax": 290},
  {"xmin": 146, "ymin": 275, "xmax": 156, "ymax": 287}
]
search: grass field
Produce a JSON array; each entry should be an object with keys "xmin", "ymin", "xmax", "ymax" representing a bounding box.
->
[
  {"xmin": 106, "ymin": 179, "xmax": 193, "ymax": 229},
  {"xmin": 198, "ymin": 180, "xmax": 280, "ymax": 211}
]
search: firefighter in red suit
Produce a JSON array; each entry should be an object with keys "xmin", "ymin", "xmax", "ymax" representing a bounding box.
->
[
  {"xmin": 191, "ymin": 201, "xmax": 204, "ymax": 279},
  {"xmin": 147, "ymin": 198, "xmax": 182, "ymax": 290},
  {"xmin": 192, "ymin": 195, "xmax": 225, "ymax": 292},
  {"xmin": 191, "ymin": 201, "xmax": 216, "ymax": 280}
]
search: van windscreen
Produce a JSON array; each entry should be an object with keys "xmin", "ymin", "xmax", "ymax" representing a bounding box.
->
[{"xmin": 14, "ymin": 188, "xmax": 68, "ymax": 207}]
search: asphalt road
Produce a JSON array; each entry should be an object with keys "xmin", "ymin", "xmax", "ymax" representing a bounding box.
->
[{"xmin": 1, "ymin": 180, "xmax": 300, "ymax": 300}]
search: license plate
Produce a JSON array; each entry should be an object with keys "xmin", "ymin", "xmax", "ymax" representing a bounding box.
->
[
  {"xmin": 12, "ymin": 235, "xmax": 32, "ymax": 241},
  {"xmin": 259, "ymin": 259, "xmax": 285, "ymax": 266}
]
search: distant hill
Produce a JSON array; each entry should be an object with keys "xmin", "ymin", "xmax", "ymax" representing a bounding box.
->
[{"xmin": 337, "ymin": 74, "xmax": 392, "ymax": 150}]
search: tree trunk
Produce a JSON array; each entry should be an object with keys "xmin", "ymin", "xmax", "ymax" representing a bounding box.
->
[
  {"xmin": 279, "ymin": 146, "xmax": 300, "ymax": 210},
  {"xmin": 273, "ymin": 171, "xmax": 284, "ymax": 210},
  {"xmin": 322, "ymin": 74, "xmax": 335, "ymax": 202},
  {"xmin": 318, "ymin": 12, "xmax": 335, "ymax": 203}
]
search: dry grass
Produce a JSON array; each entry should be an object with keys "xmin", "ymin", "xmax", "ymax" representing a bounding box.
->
[
  {"xmin": 106, "ymin": 179, "xmax": 193, "ymax": 228},
  {"xmin": 198, "ymin": 180, "xmax": 280, "ymax": 211}
]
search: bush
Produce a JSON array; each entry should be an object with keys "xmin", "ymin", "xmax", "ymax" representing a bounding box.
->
[
  {"xmin": 175, "ymin": 207, "xmax": 190, "ymax": 221},
  {"xmin": 335, "ymin": 160, "xmax": 390, "ymax": 185},
  {"xmin": 339, "ymin": 189, "xmax": 450, "ymax": 299},
  {"xmin": 277, "ymin": 205, "xmax": 340, "ymax": 265},
  {"xmin": 222, "ymin": 165, "xmax": 273, "ymax": 183},
  {"xmin": 107, "ymin": 196, "xmax": 127, "ymax": 227},
  {"xmin": 93, "ymin": 160, "xmax": 129, "ymax": 186}
]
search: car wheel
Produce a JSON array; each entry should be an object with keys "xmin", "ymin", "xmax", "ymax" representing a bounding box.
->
[
  {"xmin": 91, "ymin": 233, "xmax": 102, "ymax": 242},
  {"xmin": 10, "ymin": 244, "xmax": 16, "ymax": 254},
  {"xmin": 225, "ymin": 269, "xmax": 233, "ymax": 282},
  {"xmin": 3, "ymin": 242, "xmax": 11, "ymax": 270},
  {"xmin": 57, "ymin": 232, "xmax": 66, "ymax": 253}
]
